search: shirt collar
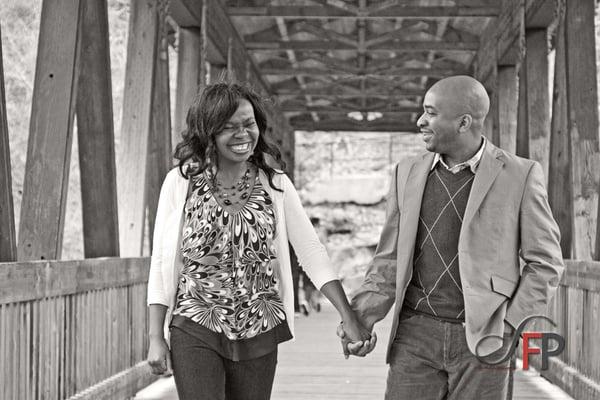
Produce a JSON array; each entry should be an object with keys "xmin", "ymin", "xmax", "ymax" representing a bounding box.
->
[{"xmin": 431, "ymin": 137, "xmax": 487, "ymax": 174}]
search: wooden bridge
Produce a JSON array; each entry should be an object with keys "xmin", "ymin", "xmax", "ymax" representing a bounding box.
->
[
  {"xmin": 1, "ymin": 0, "xmax": 600, "ymax": 399},
  {"xmin": 134, "ymin": 304, "xmax": 576, "ymax": 400}
]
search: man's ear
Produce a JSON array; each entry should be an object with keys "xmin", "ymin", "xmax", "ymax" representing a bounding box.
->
[{"xmin": 458, "ymin": 114, "xmax": 473, "ymax": 133}]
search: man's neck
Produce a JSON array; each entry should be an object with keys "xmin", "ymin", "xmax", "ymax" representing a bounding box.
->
[{"xmin": 442, "ymin": 137, "xmax": 483, "ymax": 168}]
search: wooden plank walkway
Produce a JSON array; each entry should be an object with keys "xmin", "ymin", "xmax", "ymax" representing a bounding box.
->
[{"xmin": 135, "ymin": 304, "xmax": 573, "ymax": 400}]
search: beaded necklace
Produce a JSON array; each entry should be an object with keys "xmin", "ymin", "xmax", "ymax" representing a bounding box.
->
[{"xmin": 206, "ymin": 166, "xmax": 253, "ymax": 206}]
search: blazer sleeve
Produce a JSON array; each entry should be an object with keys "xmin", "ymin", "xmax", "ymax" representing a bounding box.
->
[
  {"xmin": 282, "ymin": 174, "xmax": 339, "ymax": 289},
  {"xmin": 505, "ymin": 162, "xmax": 565, "ymax": 328},
  {"xmin": 147, "ymin": 170, "xmax": 178, "ymax": 306},
  {"xmin": 351, "ymin": 164, "xmax": 400, "ymax": 330}
]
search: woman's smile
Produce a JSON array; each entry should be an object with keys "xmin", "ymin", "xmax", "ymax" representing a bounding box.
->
[{"xmin": 229, "ymin": 142, "xmax": 252, "ymax": 154}]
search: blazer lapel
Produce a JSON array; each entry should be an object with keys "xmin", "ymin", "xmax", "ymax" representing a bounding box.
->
[
  {"xmin": 400, "ymin": 153, "xmax": 434, "ymax": 249},
  {"xmin": 462, "ymin": 142, "xmax": 505, "ymax": 226}
]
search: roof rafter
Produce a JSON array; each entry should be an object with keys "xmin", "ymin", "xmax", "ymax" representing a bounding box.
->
[
  {"xmin": 260, "ymin": 66, "xmax": 465, "ymax": 77},
  {"xmin": 281, "ymin": 105, "xmax": 422, "ymax": 113},
  {"xmin": 227, "ymin": 5, "xmax": 500, "ymax": 19},
  {"xmin": 274, "ymin": 87, "xmax": 424, "ymax": 96},
  {"xmin": 246, "ymin": 40, "xmax": 479, "ymax": 51},
  {"xmin": 291, "ymin": 118, "xmax": 417, "ymax": 132}
]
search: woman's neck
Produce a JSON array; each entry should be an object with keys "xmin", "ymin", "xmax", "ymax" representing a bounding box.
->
[{"xmin": 216, "ymin": 161, "xmax": 250, "ymax": 184}]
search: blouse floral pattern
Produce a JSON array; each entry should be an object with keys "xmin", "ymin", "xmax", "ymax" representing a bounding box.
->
[{"xmin": 173, "ymin": 174, "xmax": 286, "ymax": 340}]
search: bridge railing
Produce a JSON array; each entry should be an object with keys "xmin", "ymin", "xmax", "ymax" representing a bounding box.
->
[
  {"xmin": 0, "ymin": 257, "xmax": 156, "ymax": 400},
  {"xmin": 531, "ymin": 260, "xmax": 600, "ymax": 400},
  {"xmin": 2, "ymin": 258, "xmax": 600, "ymax": 399}
]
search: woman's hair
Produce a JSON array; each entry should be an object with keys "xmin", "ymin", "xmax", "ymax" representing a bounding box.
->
[{"xmin": 174, "ymin": 82, "xmax": 286, "ymax": 191}]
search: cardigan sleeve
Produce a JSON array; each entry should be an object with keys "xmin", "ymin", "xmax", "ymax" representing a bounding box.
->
[
  {"xmin": 147, "ymin": 169, "xmax": 179, "ymax": 306},
  {"xmin": 282, "ymin": 174, "xmax": 339, "ymax": 289}
]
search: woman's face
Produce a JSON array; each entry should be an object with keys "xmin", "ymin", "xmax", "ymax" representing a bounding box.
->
[{"xmin": 214, "ymin": 99, "xmax": 260, "ymax": 166}]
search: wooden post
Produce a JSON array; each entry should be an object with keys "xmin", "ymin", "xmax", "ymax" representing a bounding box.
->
[
  {"xmin": 75, "ymin": 0, "xmax": 119, "ymax": 258},
  {"xmin": 0, "ymin": 24, "xmax": 17, "ymax": 262},
  {"xmin": 174, "ymin": 28, "xmax": 201, "ymax": 150},
  {"xmin": 117, "ymin": 0, "xmax": 158, "ymax": 257},
  {"xmin": 18, "ymin": 0, "xmax": 82, "ymax": 261},
  {"xmin": 497, "ymin": 65, "xmax": 518, "ymax": 153},
  {"xmin": 548, "ymin": 4, "xmax": 572, "ymax": 258},
  {"xmin": 564, "ymin": 0, "xmax": 600, "ymax": 260},
  {"xmin": 517, "ymin": 28, "xmax": 550, "ymax": 177},
  {"xmin": 209, "ymin": 64, "xmax": 227, "ymax": 84},
  {"xmin": 146, "ymin": 3, "xmax": 173, "ymax": 249},
  {"xmin": 516, "ymin": 62, "xmax": 528, "ymax": 159},
  {"xmin": 227, "ymin": 37, "xmax": 234, "ymax": 80},
  {"xmin": 484, "ymin": 66, "xmax": 500, "ymax": 145}
]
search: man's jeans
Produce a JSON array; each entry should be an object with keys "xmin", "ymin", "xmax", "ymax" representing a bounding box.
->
[{"xmin": 385, "ymin": 313, "xmax": 511, "ymax": 400}]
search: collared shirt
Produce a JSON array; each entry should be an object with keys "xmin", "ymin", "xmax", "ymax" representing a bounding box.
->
[{"xmin": 431, "ymin": 137, "xmax": 487, "ymax": 174}]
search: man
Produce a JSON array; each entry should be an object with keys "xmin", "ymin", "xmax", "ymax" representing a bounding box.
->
[{"xmin": 339, "ymin": 76, "xmax": 564, "ymax": 399}]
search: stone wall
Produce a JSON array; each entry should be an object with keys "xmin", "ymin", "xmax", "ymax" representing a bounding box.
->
[{"xmin": 294, "ymin": 131, "xmax": 425, "ymax": 292}]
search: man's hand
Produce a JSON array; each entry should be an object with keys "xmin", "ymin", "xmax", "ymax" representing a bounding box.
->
[{"xmin": 337, "ymin": 321, "xmax": 377, "ymax": 359}]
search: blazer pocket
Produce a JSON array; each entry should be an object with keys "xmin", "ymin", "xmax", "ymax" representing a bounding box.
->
[{"xmin": 491, "ymin": 274, "xmax": 518, "ymax": 298}]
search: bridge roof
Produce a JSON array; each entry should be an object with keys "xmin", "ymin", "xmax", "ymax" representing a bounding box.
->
[{"xmin": 170, "ymin": 0, "xmax": 527, "ymax": 131}]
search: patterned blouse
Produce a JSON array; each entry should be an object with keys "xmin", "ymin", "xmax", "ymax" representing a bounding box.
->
[{"xmin": 172, "ymin": 173, "xmax": 287, "ymax": 341}]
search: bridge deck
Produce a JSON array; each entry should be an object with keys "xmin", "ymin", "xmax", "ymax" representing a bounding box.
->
[{"xmin": 135, "ymin": 304, "xmax": 573, "ymax": 400}]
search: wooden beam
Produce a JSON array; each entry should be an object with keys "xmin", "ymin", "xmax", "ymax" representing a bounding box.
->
[
  {"xmin": 474, "ymin": 0, "xmax": 523, "ymax": 82},
  {"xmin": 0, "ymin": 24, "xmax": 16, "ymax": 262},
  {"xmin": 171, "ymin": 0, "xmax": 270, "ymax": 95},
  {"xmin": 18, "ymin": 0, "xmax": 81, "ymax": 261},
  {"xmin": 281, "ymin": 105, "xmax": 422, "ymax": 114},
  {"xmin": 275, "ymin": 88, "xmax": 424, "ymax": 97},
  {"xmin": 261, "ymin": 67, "xmax": 466, "ymax": 77},
  {"xmin": 117, "ymin": 0, "xmax": 157, "ymax": 257},
  {"xmin": 75, "ymin": 0, "xmax": 119, "ymax": 258},
  {"xmin": 525, "ymin": 0, "xmax": 556, "ymax": 28},
  {"xmin": 174, "ymin": 28, "xmax": 201, "ymax": 149},
  {"xmin": 516, "ymin": 61, "xmax": 528, "ymax": 159},
  {"xmin": 547, "ymin": 7, "xmax": 572, "ymax": 257},
  {"xmin": 246, "ymin": 40, "xmax": 479, "ymax": 52},
  {"xmin": 294, "ymin": 21, "xmax": 357, "ymax": 47},
  {"xmin": 146, "ymin": 6, "xmax": 173, "ymax": 250},
  {"xmin": 484, "ymin": 67, "xmax": 499, "ymax": 145},
  {"xmin": 292, "ymin": 119, "xmax": 417, "ymax": 132},
  {"xmin": 497, "ymin": 65, "xmax": 518, "ymax": 153},
  {"xmin": 209, "ymin": 63, "xmax": 227, "ymax": 84},
  {"xmin": 227, "ymin": 5, "xmax": 500, "ymax": 18},
  {"xmin": 564, "ymin": 0, "xmax": 600, "ymax": 260},
  {"xmin": 516, "ymin": 28, "xmax": 550, "ymax": 177},
  {"xmin": 0, "ymin": 258, "xmax": 149, "ymax": 304}
]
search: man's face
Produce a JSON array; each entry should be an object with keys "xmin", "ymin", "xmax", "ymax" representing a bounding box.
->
[{"xmin": 416, "ymin": 89, "xmax": 460, "ymax": 154}]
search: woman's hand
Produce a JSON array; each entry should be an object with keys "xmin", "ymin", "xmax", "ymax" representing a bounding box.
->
[
  {"xmin": 147, "ymin": 335, "xmax": 172, "ymax": 375},
  {"xmin": 342, "ymin": 315, "xmax": 372, "ymax": 343},
  {"xmin": 338, "ymin": 315, "xmax": 377, "ymax": 359}
]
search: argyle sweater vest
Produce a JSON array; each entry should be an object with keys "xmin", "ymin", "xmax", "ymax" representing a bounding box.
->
[{"xmin": 403, "ymin": 163, "xmax": 475, "ymax": 322}]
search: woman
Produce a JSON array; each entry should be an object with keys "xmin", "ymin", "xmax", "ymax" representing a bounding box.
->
[{"xmin": 146, "ymin": 82, "xmax": 371, "ymax": 400}]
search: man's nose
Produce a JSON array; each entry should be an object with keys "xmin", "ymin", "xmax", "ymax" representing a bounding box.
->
[{"xmin": 416, "ymin": 114, "xmax": 426, "ymax": 127}]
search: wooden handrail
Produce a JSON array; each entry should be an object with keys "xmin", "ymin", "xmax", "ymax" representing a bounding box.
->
[{"xmin": 0, "ymin": 257, "xmax": 149, "ymax": 304}]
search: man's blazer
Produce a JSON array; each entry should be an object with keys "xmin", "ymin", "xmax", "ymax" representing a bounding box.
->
[{"xmin": 352, "ymin": 142, "xmax": 564, "ymax": 361}]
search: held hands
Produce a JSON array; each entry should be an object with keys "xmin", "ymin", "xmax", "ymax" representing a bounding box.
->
[
  {"xmin": 147, "ymin": 335, "xmax": 172, "ymax": 375},
  {"xmin": 337, "ymin": 317, "xmax": 377, "ymax": 359}
]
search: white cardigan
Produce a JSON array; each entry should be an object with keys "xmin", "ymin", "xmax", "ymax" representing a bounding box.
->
[{"xmin": 147, "ymin": 167, "xmax": 339, "ymax": 338}]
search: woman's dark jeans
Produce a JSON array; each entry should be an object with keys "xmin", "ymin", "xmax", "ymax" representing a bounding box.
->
[{"xmin": 170, "ymin": 327, "xmax": 278, "ymax": 400}]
